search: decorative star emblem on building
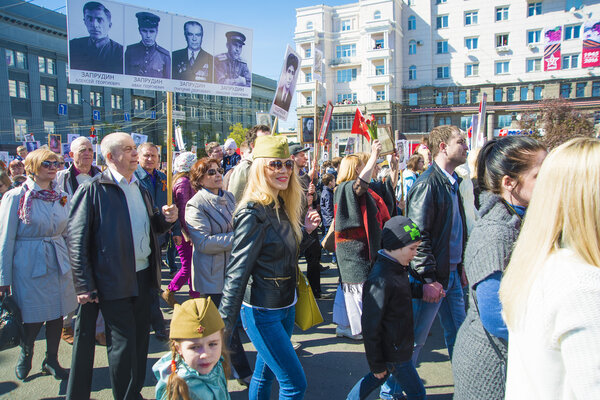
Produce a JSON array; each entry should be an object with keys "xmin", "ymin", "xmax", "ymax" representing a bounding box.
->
[{"xmin": 546, "ymin": 54, "xmax": 559, "ymax": 69}]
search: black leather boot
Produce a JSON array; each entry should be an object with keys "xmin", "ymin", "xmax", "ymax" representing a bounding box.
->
[
  {"xmin": 15, "ymin": 344, "xmax": 33, "ymax": 381},
  {"xmin": 41, "ymin": 353, "xmax": 69, "ymax": 380}
]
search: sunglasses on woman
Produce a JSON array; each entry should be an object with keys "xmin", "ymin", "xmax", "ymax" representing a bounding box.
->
[
  {"xmin": 206, "ymin": 167, "xmax": 224, "ymax": 176},
  {"xmin": 40, "ymin": 160, "xmax": 60, "ymax": 169},
  {"xmin": 266, "ymin": 160, "xmax": 294, "ymax": 171}
]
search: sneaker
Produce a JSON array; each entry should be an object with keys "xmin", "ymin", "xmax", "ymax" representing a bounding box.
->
[
  {"xmin": 61, "ymin": 326, "xmax": 74, "ymax": 345},
  {"xmin": 95, "ymin": 332, "xmax": 107, "ymax": 346},
  {"xmin": 336, "ymin": 326, "xmax": 363, "ymax": 341},
  {"xmin": 161, "ymin": 289, "xmax": 178, "ymax": 308}
]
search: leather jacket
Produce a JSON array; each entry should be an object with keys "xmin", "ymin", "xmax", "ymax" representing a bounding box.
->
[
  {"xmin": 362, "ymin": 252, "xmax": 423, "ymax": 373},
  {"xmin": 218, "ymin": 200, "xmax": 312, "ymax": 332},
  {"xmin": 67, "ymin": 170, "xmax": 173, "ymax": 301},
  {"xmin": 406, "ymin": 162, "xmax": 467, "ymax": 288}
]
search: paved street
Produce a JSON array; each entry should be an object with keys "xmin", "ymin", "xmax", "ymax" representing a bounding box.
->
[{"xmin": 0, "ymin": 255, "xmax": 454, "ymax": 400}]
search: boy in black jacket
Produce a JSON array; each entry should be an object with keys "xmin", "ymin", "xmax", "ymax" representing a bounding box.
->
[{"xmin": 346, "ymin": 216, "xmax": 428, "ymax": 400}]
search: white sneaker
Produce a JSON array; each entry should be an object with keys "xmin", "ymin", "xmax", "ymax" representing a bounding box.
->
[{"xmin": 336, "ymin": 326, "xmax": 363, "ymax": 340}]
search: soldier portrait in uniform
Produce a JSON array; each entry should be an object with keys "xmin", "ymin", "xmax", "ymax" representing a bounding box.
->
[
  {"xmin": 172, "ymin": 21, "xmax": 213, "ymax": 82},
  {"xmin": 273, "ymin": 53, "xmax": 299, "ymax": 113},
  {"xmin": 124, "ymin": 12, "xmax": 171, "ymax": 78},
  {"xmin": 214, "ymin": 31, "xmax": 251, "ymax": 87},
  {"xmin": 69, "ymin": 1, "xmax": 124, "ymax": 74}
]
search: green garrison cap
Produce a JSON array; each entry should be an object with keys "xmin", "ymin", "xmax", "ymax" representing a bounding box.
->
[{"xmin": 253, "ymin": 135, "xmax": 290, "ymax": 159}]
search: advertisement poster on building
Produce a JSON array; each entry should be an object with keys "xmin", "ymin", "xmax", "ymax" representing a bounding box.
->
[
  {"xmin": 544, "ymin": 26, "xmax": 562, "ymax": 71},
  {"xmin": 582, "ymin": 20, "xmax": 600, "ymax": 68},
  {"xmin": 66, "ymin": 0, "xmax": 253, "ymax": 98},
  {"xmin": 301, "ymin": 117, "xmax": 315, "ymax": 144},
  {"xmin": 270, "ymin": 45, "xmax": 301, "ymax": 120},
  {"xmin": 48, "ymin": 134, "xmax": 62, "ymax": 154},
  {"xmin": 318, "ymin": 101, "xmax": 334, "ymax": 142}
]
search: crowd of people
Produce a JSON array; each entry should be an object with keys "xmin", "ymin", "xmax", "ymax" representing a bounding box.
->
[{"xmin": 0, "ymin": 124, "xmax": 599, "ymax": 400}]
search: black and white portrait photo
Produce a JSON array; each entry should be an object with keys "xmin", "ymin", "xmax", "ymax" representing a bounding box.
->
[
  {"xmin": 172, "ymin": 19, "xmax": 214, "ymax": 82},
  {"xmin": 302, "ymin": 117, "xmax": 314, "ymax": 144},
  {"xmin": 270, "ymin": 45, "xmax": 301, "ymax": 121},
  {"xmin": 124, "ymin": 10, "xmax": 171, "ymax": 78}
]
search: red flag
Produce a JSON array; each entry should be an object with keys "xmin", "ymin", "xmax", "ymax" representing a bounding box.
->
[{"xmin": 351, "ymin": 107, "xmax": 371, "ymax": 142}]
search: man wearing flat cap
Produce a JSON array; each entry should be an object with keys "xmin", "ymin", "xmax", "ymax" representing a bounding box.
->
[
  {"xmin": 69, "ymin": 1, "xmax": 123, "ymax": 74},
  {"xmin": 172, "ymin": 21, "xmax": 213, "ymax": 82},
  {"xmin": 125, "ymin": 12, "xmax": 171, "ymax": 78},
  {"xmin": 214, "ymin": 31, "xmax": 251, "ymax": 87}
]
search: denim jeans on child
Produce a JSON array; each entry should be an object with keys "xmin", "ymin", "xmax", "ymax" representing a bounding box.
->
[
  {"xmin": 240, "ymin": 304, "xmax": 307, "ymax": 400},
  {"xmin": 347, "ymin": 360, "xmax": 425, "ymax": 400}
]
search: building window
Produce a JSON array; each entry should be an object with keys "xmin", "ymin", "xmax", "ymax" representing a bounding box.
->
[
  {"xmin": 67, "ymin": 88, "xmax": 81, "ymax": 104},
  {"xmin": 562, "ymin": 54, "xmax": 579, "ymax": 69},
  {"xmin": 90, "ymin": 91, "xmax": 103, "ymax": 107},
  {"xmin": 134, "ymin": 98, "xmax": 148, "ymax": 110},
  {"xmin": 465, "ymin": 63, "xmax": 479, "ymax": 77},
  {"xmin": 465, "ymin": 11, "xmax": 478, "ymax": 26},
  {"xmin": 494, "ymin": 88, "xmax": 503, "ymax": 102},
  {"xmin": 496, "ymin": 34, "xmax": 509, "ymax": 47},
  {"xmin": 408, "ymin": 117, "xmax": 419, "ymax": 131},
  {"xmin": 459, "ymin": 90, "xmax": 467, "ymax": 104},
  {"xmin": 375, "ymin": 65, "xmax": 385, "ymax": 75},
  {"xmin": 408, "ymin": 16, "xmax": 416, "ymax": 30},
  {"xmin": 520, "ymin": 87, "xmax": 529, "ymax": 101},
  {"xmin": 576, "ymin": 82, "xmax": 586, "ymax": 98},
  {"xmin": 507, "ymin": 87, "xmax": 516, "ymax": 102},
  {"xmin": 306, "ymin": 96, "xmax": 312, "ymax": 105},
  {"xmin": 337, "ymin": 93, "xmax": 357, "ymax": 104},
  {"xmin": 528, "ymin": 2, "xmax": 542, "ymax": 16},
  {"xmin": 498, "ymin": 114, "xmax": 512, "ymax": 128},
  {"xmin": 409, "ymin": 40, "xmax": 417, "ymax": 55},
  {"xmin": 460, "ymin": 116, "xmax": 472, "ymax": 131},
  {"xmin": 527, "ymin": 30, "xmax": 542, "ymax": 44},
  {"xmin": 437, "ymin": 66, "xmax": 450, "ymax": 79},
  {"xmin": 593, "ymin": 81, "xmax": 600, "ymax": 97},
  {"xmin": 374, "ymin": 10, "xmax": 381, "ymax": 20},
  {"xmin": 111, "ymin": 94, "xmax": 123, "ymax": 109},
  {"xmin": 564, "ymin": 25, "xmax": 581, "ymax": 40},
  {"xmin": 471, "ymin": 89, "xmax": 480, "ymax": 103},
  {"xmin": 526, "ymin": 58, "xmax": 542, "ymax": 72},
  {"xmin": 374, "ymin": 39, "xmax": 384, "ymax": 49},
  {"xmin": 341, "ymin": 19, "xmax": 351, "ymax": 31},
  {"xmin": 408, "ymin": 92, "xmax": 418, "ymax": 106},
  {"xmin": 332, "ymin": 114, "xmax": 354, "ymax": 130},
  {"xmin": 495, "ymin": 61, "xmax": 510, "ymax": 74},
  {"xmin": 305, "ymin": 72, "xmax": 312, "ymax": 82},
  {"xmin": 435, "ymin": 91, "xmax": 443, "ymax": 105},
  {"xmin": 436, "ymin": 0, "xmax": 447, "ymax": 3},
  {"xmin": 336, "ymin": 44, "xmax": 356, "ymax": 58},
  {"xmin": 438, "ymin": 117, "xmax": 451, "ymax": 126},
  {"xmin": 337, "ymin": 68, "xmax": 357, "ymax": 82},
  {"xmin": 534, "ymin": 85, "xmax": 543, "ymax": 100},
  {"xmin": 376, "ymin": 115, "xmax": 386, "ymax": 124},
  {"xmin": 43, "ymin": 121, "xmax": 55, "ymax": 134},
  {"xmin": 9, "ymin": 80, "xmax": 28, "ymax": 98},
  {"xmin": 38, "ymin": 56, "xmax": 56, "ymax": 75},
  {"xmin": 409, "ymin": 65, "xmax": 417, "ymax": 80},
  {"xmin": 496, "ymin": 6, "xmax": 509, "ymax": 21},
  {"xmin": 40, "ymin": 85, "xmax": 56, "ymax": 102},
  {"xmin": 376, "ymin": 90, "xmax": 386, "ymax": 101},
  {"xmin": 305, "ymin": 47, "xmax": 311, "ymax": 58},
  {"xmin": 407, "ymin": 0, "xmax": 414, "ymax": 5},
  {"xmin": 14, "ymin": 119, "xmax": 28, "ymax": 141},
  {"xmin": 560, "ymin": 84, "xmax": 571, "ymax": 98},
  {"xmin": 437, "ymin": 40, "xmax": 449, "ymax": 54},
  {"xmin": 6, "ymin": 49, "xmax": 27, "ymax": 69},
  {"xmin": 447, "ymin": 92, "xmax": 454, "ymax": 105},
  {"xmin": 306, "ymin": 21, "xmax": 313, "ymax": 30},
  {"xmin": 436, "ymin": 15, "xmax": 448, "ymax": 29},
  {"xmin": 465, "ymin": 37, "xmax": 479, "ymax": 50}
]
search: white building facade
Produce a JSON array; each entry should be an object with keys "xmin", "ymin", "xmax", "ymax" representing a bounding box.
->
[{"xmin": 295, "ymin": 0, "xmax": 600, "ymax": 153}]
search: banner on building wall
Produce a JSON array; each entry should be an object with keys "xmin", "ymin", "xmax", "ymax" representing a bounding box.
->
[
  {"xmin": 582, "ymin": 20, "xmax": 600, "ymax": 68},
  {"xmin": 313, "ymin": 48, "xmax": 323, "ymax": 82},
  {"xmin": 270, "ymin": 45, "xmax": 302, "ymax": 121},
  {"xmin": 66, "ymin": 0, "xmax": 253, "ymax": 98},
  {"xmin": 544, "ymin": 27, "xmax": 562, "ymax": 71}
]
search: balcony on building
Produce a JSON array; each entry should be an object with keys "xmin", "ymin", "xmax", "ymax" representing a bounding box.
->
[{"xmin": 366, "ymin": 74, "xmax": 392, "ymax": 85}]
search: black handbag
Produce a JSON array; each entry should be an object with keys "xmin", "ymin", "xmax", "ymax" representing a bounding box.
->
[{"xmin": 0, "ymin": 295, "xmax": 24, "ymax": 351}]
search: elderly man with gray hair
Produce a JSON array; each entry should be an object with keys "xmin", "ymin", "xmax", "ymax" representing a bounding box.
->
[{"xmin": 66, "ymin": 132, "xmax": 178, "ymax": 400}]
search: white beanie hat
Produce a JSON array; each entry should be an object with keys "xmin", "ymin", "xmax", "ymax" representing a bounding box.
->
[
  {"xmin": 224, "ymin": 138, "xmax": 237, "ymax": 151},
  {"xmin": 174, "ymin": 151, "xmax": 197, "ymax": 173}
]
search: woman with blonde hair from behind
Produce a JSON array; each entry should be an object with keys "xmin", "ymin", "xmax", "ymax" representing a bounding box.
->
[{"xmin": 500, "ymin": 137, "xmax": 600, "ymax": 399}]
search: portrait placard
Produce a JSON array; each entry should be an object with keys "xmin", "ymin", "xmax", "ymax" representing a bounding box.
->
[
  {"xmin": 270, "ymin": 45, "xmax": 302, "ymax": 121},
  {"xmin": 377, "ymin": 125, "xmax": 395, "ymax": 156},
  {"xmin": 301, "ymin": 117, "xmax": 315, "ymax": 144}
]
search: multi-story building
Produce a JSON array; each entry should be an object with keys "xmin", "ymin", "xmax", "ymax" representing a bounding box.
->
[
  {"xmin": 0, "ymin": 0, "xmax": 275, "ymax": 153},
  {"xmin": 295, "ymin": 0, "xmax": 600, "ymax": 155}
]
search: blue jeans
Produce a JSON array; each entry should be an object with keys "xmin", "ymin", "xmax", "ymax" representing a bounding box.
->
[
  {"xmin": 380, "ymin": 269, "xmax": 466, "ymax": 399},
  {"xmin": 240, "ymin": 305, "xmax": 307, "ymax": 400},
  {"xmin": 347, "ymin": 361, "xmax": 425, "ymax": 400}
]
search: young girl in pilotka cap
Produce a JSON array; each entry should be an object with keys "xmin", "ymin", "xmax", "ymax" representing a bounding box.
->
[{"xmin": 153, "ymin": 297, "xmax": 231, "ymax": 400}]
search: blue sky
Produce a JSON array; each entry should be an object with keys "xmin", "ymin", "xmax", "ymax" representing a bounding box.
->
[{"xmin": 33, "ymin": 0, "xmax": 351, "ymax": 130}]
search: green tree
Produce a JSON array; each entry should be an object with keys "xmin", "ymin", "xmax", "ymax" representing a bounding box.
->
[{"xmin": 227, "ymin": 123, "xmax": 247, "ymax": 147}]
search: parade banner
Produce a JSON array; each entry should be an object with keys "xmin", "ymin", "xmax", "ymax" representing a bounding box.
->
[
  {"xmin": 66, "ymin": 0, "xmax": 253, "ymax": 98},
  {"xmin": 270, "ymin": 45, "xmax": 301, "ymax": 121},
  {"xmin": 582, "ymin": 20, "xmax": 600, "ymax": 68},
  {"xmin": 48, "ymin": 134, "xmax": 62, "ymax": 154},
  {"xmin": 544, "ymin": 27, "xmax": 562, "ymax": 71},
  {"xmin": 62, "ymin": 143, "xmax": 73, "ymax": 162},
  {"xmin": 256, "ymin": 112, "xmax": 272, "ymax": 127},
  {"xmin": 318, "ymin": 101, "xmax": 334, "ymax": 142}
]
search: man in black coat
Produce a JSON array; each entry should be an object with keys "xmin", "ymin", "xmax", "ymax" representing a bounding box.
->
[
  {"xmin": 66, "ymin": 132, "xmax": 177, "ymax": 400},
  {"xmin": 172, "ymin": 21, "xmax": 213, "ymax": 82},
  {"xmin": 124, "ymin": 12, "xmax": 171, "ymax": 78}
]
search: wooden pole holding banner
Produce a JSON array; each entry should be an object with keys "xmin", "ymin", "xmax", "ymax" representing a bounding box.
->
[
  {"xmin": 272, "ymin": 117, "xmax": 278, "ymax": 135},
  {"xmin": 311, "ymin": 80, "xmax": 319, "ymax": 180},
  {"xmin": 166, "ymin": 92, "xmax": 173, "ymax": 205}
]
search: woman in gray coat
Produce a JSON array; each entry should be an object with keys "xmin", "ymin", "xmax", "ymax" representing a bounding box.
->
[
  {"xmin": 0, "ymin": 149, "xmax": 77, "ymax": 381},
  {"xmin": 452, "ymin": 137, "xmax": 546, "ymax": 399},
  {"xmin": 186, "ymin": 156, "xmax": 252, "ymax": 383}
]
